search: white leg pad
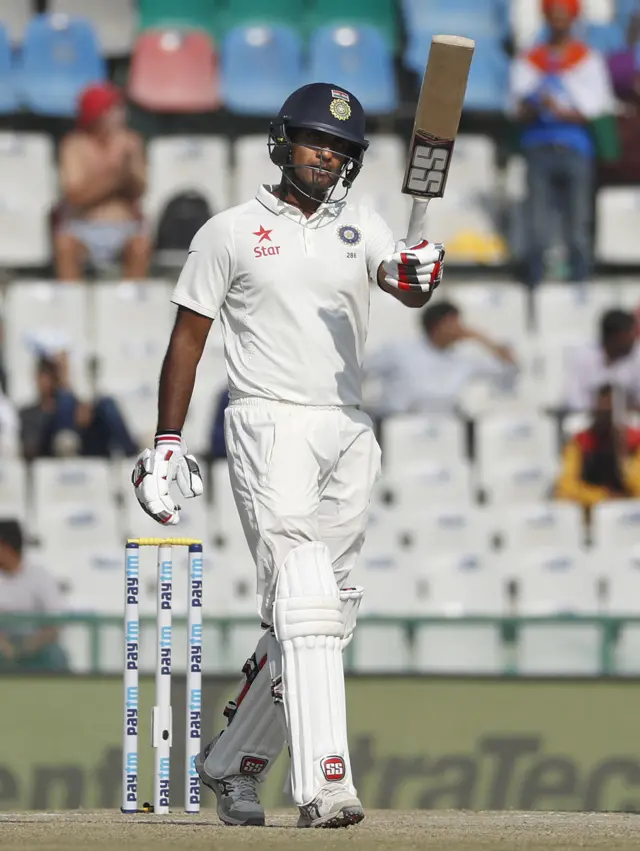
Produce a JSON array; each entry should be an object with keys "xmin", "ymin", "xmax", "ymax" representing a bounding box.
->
[
  {"xmin": 203, "ymin": 629, "xmax": 286, "ymax": 781},
  {"xmin": 274, "ymin": 541, "xmax": 355, "ymax": 806}
]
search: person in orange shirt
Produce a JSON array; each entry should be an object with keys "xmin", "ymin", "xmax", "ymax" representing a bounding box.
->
[{"xmin": 555, "ymin": 384, "xmax": 640, "ymax": 513}]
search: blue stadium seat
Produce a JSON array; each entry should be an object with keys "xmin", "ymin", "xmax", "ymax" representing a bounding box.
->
[
  {"xmin": 221, "ymin": 25, "xmax": 303, "ymax": 115},
  {"xmin": 402, "ymin": 0, "xmax": 508, "ymax": 42},
  {"xmin": 307, "ymin": 25, "xmax": 397, "ymax": 115},
  {"xmin": 464, "ymin": 41, "xmax": 509, "ymax": 112},
  {"xmin": 585, "ymin": 22, "xmax": 625, "ymax": 55},
  {"xmin": 16, "ymin": 14, "xmax": 106, "ymax": 117},
  {"xmin": 0, "ymin": 26, "xmax": 19, "ymax": 114}
]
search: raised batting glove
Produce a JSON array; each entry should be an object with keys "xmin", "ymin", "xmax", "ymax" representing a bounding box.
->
[
  {"xmin": 132, "ymin": 432, "xmax": 204, "ymax": 526},
  {"xmin": 382, "ymin": 239, "xmax": 445, "ymax": 294}
]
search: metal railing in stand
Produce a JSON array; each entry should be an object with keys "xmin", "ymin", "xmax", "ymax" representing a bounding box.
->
[{"xmin": 0, "ymin": 613, "xmax": 635, "ymax": 675}]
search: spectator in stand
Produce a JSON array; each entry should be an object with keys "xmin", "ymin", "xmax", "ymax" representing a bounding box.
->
[
  {"xmin": 562, "ymin": 309, "xmax": 640, "ymax": 411},
  {"xmin": 55, "ymin": 82, "xmax": 150, "ymax": 281},
  {"xmin": 555, "ymin": 384, "xmax": 640, "ymax": 514},
  {"xmin": 509, "ymin": 0, "xmax": 614, "ymax": 288},
  {"xmin": 0, "ymin": 520, "xmax": 68, "ymax": 672},
  {"xmin": 365, "ymin": 301, "xmax": 517, "ymax": 416},
  {"xmin": 19, "ymin": 352, "xmax": 138, "ymax": 460}
]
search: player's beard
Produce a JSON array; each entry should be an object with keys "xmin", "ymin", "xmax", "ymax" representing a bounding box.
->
[{"xmin": 286, "ymin": 162, "xmax": 343, "ymax": 202}]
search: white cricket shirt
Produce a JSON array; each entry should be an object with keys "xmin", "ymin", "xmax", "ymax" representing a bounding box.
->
[{"xmin": 171, "ymin": 184, "xmax": 394, "ymax": 406}]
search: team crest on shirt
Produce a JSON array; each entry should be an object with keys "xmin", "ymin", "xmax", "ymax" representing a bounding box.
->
[{"xmin": 337, "ymin": 224, "xmax": 361, "ymax": 246}]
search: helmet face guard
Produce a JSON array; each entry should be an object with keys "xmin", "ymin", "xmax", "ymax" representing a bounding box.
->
[{"xmin": 268, "ymin": 117, "xmax": 367, "ymax": 204}]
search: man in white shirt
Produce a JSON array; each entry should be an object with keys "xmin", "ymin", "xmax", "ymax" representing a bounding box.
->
[
  {"xmin": 367, "ymin": 300, "xmax": 518, "ymax": 415},
  {"xmin": 131, "ymin": 83, "xmax": 445, "ymax": 829},
  {"xmin": 563, "ymin": 309, "xmax": 640, "ymax": 411}
]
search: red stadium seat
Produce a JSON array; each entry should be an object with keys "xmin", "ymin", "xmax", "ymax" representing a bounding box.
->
[{"xmin": 127, "ymin": 29, "xmax": 219, "ymax": 112}]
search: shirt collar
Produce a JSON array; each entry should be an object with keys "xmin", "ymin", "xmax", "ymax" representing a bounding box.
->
[{"xmin": 256, "ymin": 184, "xmax": 344, "ymax": 224}]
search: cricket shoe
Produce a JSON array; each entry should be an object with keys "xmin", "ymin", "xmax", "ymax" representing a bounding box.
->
[
  {"xmin": 195, "ymin": 737, "xmax": 265, "ymax": 826},
  {"xmin": 297, "ymin": 784, "xmax": 365, "ymax": 828}
]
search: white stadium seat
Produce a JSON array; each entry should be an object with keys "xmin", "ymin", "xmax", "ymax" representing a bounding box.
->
[
  {"xmin": 233, "ymin": 136, "xmax": 282, "ymax": 205},
  {"xmin": 603, "ymin": 547, "xmax": 640, "ymax": 674},
  {"xmin": 4, "ymin": 282, "xmax": 91, "ymax": 404},
  {"xmin": 414, "ymin": 551, "xmax": 506, "ymax": 673},
  {"xmin": 347, "ymin": 135, "xmax": 409, "ymax": 240},
  {"xmin": 382, "ymin": 414, "xmax": 465, "ymax": 471},
  {"xmin": 365, "ymin": 282, "xmax": 421, "ymax": 356},
  {"xmin": 374, "ymin": 459, "xmax": 473, "ymax": 510},
  {"xmin": 398, "ymin": 505, "xmax": 492, "ymax": 558},
  {"xmin": 0, "ymin": 458, "xmax": 28, "ymax": 520},
  {"xmin": 33, "ymin": 457, "xmax": 113, "ymax": 508},
  {"xmin": 476, "ymin": 412, "xmax": 557, "ymax": 483},
  {"xmin": 145, "ymin": 136, "xmax": 231, "ymax": 228},
  {"xmin": 591, "ymin": 501, "xmax": 640, "ymax": 552},
  {"xmin": 499, "ymin": 502, "xmax": 584, "ymax": 554},
  {"xmin": 0, "ymin": 134, "xmax": 56, "ymax": 267},
  {"xmin": 596, "ymin": 188, "xmax": 640, "ymax": 264},
  {"xmin": 36, "ymin": 501, "xmax": 120, "ymax": 550},
  {"xmin": 49, "ymin": 0, "xmax": 135, "ymax": 55},
  {"xmin": 534, "ymin": 283, "xmax": 612, "ymax": 341},
  {"xmin": 445, "ymin": 282, "xmax": 529, "ymax": 344},
  {"xmin": 482, "ymin": 459, "xmax": 556, "ymax": 506},
  {"xmin": 93, "ymin": 281, "xmax": 174, "ymax": 394},
  {"xmin": 513, "ymin": 547, "xmax": 601, "ymax": 675}
]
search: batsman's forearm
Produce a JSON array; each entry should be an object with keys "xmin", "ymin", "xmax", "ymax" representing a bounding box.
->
[{"xmin": 157, "ymin": 339, "xmax": 200, "ymax": 433}]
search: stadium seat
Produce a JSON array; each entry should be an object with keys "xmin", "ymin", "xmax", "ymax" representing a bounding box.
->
[
  {"xmin": 347, "ymin": 135, "xmax": 409, "ymax": 241},
  {"xmin": 128, "ymin": 29, "xmax": 219, "ymax": 113},
  {"xmin": 364, "ymin": 274, "xmax": 423, "ymax": 358},
  {"xmin": 616, "ymin": 280, "xmax": 640, "ymax": 311},
  {"xmin": 604, "ymin": 546, "xmax": 640, "ymax": 674},
  {"xmin": 4, "ymin": 282, "xmax": 90, "ymax": 406},
  {"xmin": 146, "ymin": 136, "xmax": 230, "ymax": 228},
  {"xmin": 46, "ymin": 545, "xmax": 122, "ymax": 612},
  {"xmin": 16, "ymin": 14, "xmax": 106, "ymax": 117},
  {"xmin": 374, "ymin": 459, "xmax": 473, "ymax": 510},
  {"xmin": 446, "ymin": 281, "xmax": 529, "ymax": 343},
  {"xmin": 36, "ymin": 500, "xmax": 120, "ymax": 550},
  {"xmin": 585, "ymin": 21, "xmax": 625, "ymax": 53},
  {"xmin": 382, "ymin": 414, "xmax": 466, "ymax": 472},
  {"xmin": 499, "ymin": 502, "xmax": 584, "ymax": 553},
  {"xmin": 0, "ymin": 133, "xmax": 56, "ymax": 267},
  {"xmin": 402, "ymin": 0, "xmax": 507, "ymax": 42},
  {"xmin": 93, "ymin": 281, "xmax": 174, "ymax": 396},
  {"xmin": 138, "ymin": 0, "xmax": 220, "ymax": 40},
  {"xmin": 414, "ymin": 551, "xmax": 506, "ymax": 674},
  {"xmin": 596, "ymin": 189, "xmax": 640, "ymax": 265},
  {"xmin": 218, "ymin": 0, "xmax": 302, "ymax": 37},
  {"xmin": 307, "ymin": 26, "xmax": 397, "ymax": 115},
  {"xmin": 532, "ymin": 338, "xmax": 590, "ymax": 409},
  {"xmin": 0, "ymin": 459, "xmax": 28, "ymax": 520},
  {"xmin": 400, "ymin": 505, "xmax": 492, "ymax": 557},
  {"xmin": 0, "ymin": 26, "xmax": 19, "ymax": 114},
  {"xmin": 475, "ymin": 412, "xmax": 557, "ymax": 483},
  {"xmin": 304, "ymin": 0, "xmax": 398, "ymax": 47},
  {"xmin": 2, "ymin": 0, "xmax": 32, "ymax": 44},
  {"xmin": 512, "ymin": 547, "xmax": 601, "ymax": 675},
  {"xmin": 33, "ymin": 458, "xmax": 113, "ymax": 515},
  {"xmin": 591, "ymin": 501, "xmax": 640, "ymax": 552},
  {"xmin": 221, "ymin": 26, "xmax": 303, "ymax": 116},
  {"xmin": 49, "ymin": 0, "xmax": 135, "ymax": 56},
  {"xmin": 482, "ymin": 459, "xmax": 556, "ymax": 505},
  {"xmin": 233, "ymin": 135, "xmax": 283, "ymax": 205}
]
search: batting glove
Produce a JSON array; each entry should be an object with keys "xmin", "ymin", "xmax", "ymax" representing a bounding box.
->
[
  {"xmin": 382, "ymin": 239, "xmax": 445, "ymax": 294},
  {"xmin": 132, "ymin": 432, "xmax": 204, "ymax": 526}
]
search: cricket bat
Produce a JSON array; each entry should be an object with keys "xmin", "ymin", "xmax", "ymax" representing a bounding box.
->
[{"xmin": 403, "ymin": 35, "xmax": 475, "ymax": 246}]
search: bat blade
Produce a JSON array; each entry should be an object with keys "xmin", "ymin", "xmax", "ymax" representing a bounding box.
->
[{"xmin": 403, "ymin": 35, "xmax": 475, "ymax": 245}]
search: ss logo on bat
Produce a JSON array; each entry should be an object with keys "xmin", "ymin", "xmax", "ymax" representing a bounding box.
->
[{"xmin": 406, "ymin": 145, "xmax": 450, "ymax": 195}]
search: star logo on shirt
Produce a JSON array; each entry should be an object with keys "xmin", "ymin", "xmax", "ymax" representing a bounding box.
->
[{"xmin": 254, "ymin": 225, "xmax": 273, "ymax": 243}]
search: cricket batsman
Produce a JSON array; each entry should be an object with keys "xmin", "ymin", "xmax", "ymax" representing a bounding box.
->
[{"xmin": 132, "ymin": 83, "xmax": 445, "ymax": 828}]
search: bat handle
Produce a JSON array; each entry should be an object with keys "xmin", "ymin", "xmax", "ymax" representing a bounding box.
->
[{"xmin": 406, "ymin": 198, "xmax": 431, "ymax": 247}]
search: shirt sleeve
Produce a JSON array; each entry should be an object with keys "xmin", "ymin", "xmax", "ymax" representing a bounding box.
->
[
  {"xmin": 171, "ymin": 213, "xmax": 235, "ymax": 319},
  {"xmin": 362, "ymin": 206, "xmax": 395, "ymax": 284}
]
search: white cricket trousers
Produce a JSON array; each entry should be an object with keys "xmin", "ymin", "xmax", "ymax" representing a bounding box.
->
[{"xmin": 224, "ymin": 398, "xmax": 381, "ymax": 623}]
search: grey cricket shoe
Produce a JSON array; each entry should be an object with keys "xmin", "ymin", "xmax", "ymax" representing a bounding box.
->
[
  {"xmin": 195, "ymin": 740, "xmax": 265, "ymax": 827},
  {"xmin": 297, "ymin": 784, "xmax": 365, "ymax": 829}
]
